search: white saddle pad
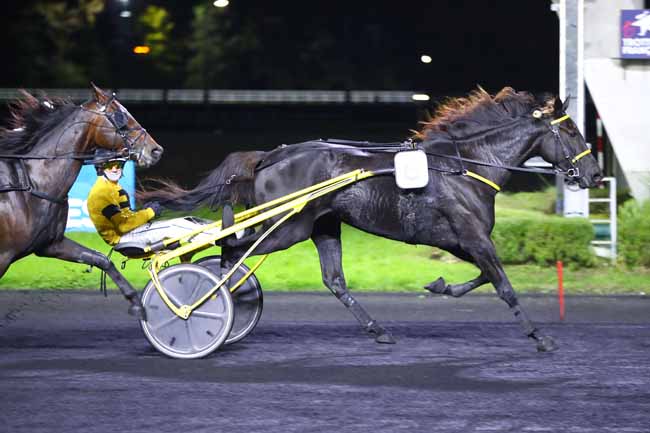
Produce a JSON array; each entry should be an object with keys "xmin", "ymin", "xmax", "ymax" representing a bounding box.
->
[{"xmin": 394, "ymin": 150, "xmax": 429, "ymax": 189}]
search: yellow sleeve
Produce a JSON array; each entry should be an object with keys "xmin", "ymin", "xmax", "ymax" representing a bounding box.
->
[{"xmin": 109, "ymin": 207, "xmax": 155, "ymax": 233}]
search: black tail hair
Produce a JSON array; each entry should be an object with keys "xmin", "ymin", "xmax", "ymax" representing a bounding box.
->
[{"xmin": 137, "ymin": 151, "xmax": 265, "ymax": 211}]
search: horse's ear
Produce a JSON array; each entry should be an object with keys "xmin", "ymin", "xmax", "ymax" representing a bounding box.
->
[
  {"xmin": 90, "ymin": 82, "xmax": 110, "ymax": 105},
  {"xmin": 554, "ymin": 95, "xmax": 569, "ymax": 113},
  {"xmin": 561, "ymin": 96, "xmax": 570, "ymax": 112}
]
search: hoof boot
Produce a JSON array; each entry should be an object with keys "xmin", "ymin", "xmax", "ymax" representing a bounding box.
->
[
  {"xmin": 375, "ymin": 332, "xmax": 396, "ymax": 344},
  {"xmin": 536, "ymin": 335, "xmax": 558, "ymax": 352},
  {"xmin": 424, "ymin": 277, "xmax": 447, "ymax": 294}
]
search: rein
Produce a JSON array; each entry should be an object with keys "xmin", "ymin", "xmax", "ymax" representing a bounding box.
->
[
  {"xmin": 0, "ymin": 95, "xmax": 139, "ymax": 204},
  {"xmin": 317, "ymin": 113, "xmax": 589, "ymax": 192}
]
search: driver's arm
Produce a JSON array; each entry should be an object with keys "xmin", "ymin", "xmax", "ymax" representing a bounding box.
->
[{"xmin": 105, "ymin": 204, "xmax": 154, "ymax": 234}]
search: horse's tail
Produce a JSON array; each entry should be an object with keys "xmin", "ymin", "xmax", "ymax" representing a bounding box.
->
[{"xmin": 137, "ymin": 151, "xmax": 266, "ymax": 211}]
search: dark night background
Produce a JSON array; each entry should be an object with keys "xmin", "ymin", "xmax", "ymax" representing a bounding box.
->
[{"xmin": 0, "ymin": 1, "xmax": 566, "ymax": 188}]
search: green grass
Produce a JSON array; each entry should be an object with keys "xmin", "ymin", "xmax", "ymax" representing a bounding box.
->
[
  {"xmin": 1, "ymin": 188, "xmax": 648, "ymax": 293},
  {"xmin": 1, "ymin": 226, "xmax": 648, "ymax": 294}
]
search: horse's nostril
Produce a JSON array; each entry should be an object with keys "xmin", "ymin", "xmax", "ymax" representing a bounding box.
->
[{"xmin": 152, "ymin": 147, "xmax": 163, "ymax": 158}]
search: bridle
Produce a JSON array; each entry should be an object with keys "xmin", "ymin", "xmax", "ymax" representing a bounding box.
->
[
  {"xmin": 545, "ymin": 113, "xmax": 591, "ymax": 180},
  {"xmin": 0, "ymin": 93, "xmax": 148, "ymax": 204},
  {"xmin": 419, "ymin": 111, "xmax": 593, "ymax": 192},
  {"xmin": 79, "ymin": 93, "xmax": 149, "ymax": 164}
]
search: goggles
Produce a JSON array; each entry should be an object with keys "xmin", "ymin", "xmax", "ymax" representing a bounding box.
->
[{"xmin": 103, "ymin": 160, "xmax": 125, "ymax": 170}]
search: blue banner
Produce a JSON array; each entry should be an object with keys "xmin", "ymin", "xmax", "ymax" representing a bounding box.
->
[
  {"xmin": 66, "ymin": 161, "xmax": 136, "ymax": 232},
  {"xmin": 621, "ymin": 9, "xmax": 650, "ymax": 59}
]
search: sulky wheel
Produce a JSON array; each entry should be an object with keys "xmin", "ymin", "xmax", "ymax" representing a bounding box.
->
[
  {"xmin": 140, "ymin": 263, "xmax": 234, "ymax": 359},
  {"xmin": 195, "ymin": 255, "xmax": 263, "ymax": 345}
]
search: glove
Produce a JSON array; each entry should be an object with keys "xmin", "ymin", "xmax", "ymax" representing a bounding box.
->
[{"xmin": 144, "ymin": 201, "xmax": 162, "ymax": 218}]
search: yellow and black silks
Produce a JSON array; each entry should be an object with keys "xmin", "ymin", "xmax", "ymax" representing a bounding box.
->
[{"xmin": 87, "ymin": 176, "xmax": 154, "ymax": 245}]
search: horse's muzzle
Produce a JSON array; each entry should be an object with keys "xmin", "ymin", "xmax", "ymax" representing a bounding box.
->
[
  {"xmin": 577, "ymin": 172, "xmax": 603, "ymax": 189},
  {"xmin": 136, "ymin": 145, "xmax": 164, "ymax": 168}
]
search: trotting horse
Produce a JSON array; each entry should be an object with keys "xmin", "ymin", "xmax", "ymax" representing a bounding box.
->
[
  {"xmin": 142, "ymin": 87, "xmax": 602, "ymax": 351},
  {"xmin": 0, "ymin": 84, "xmax": 163, "ymax": 317}
]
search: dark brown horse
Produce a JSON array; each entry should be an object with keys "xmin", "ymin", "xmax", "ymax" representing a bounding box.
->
[
  {"xmin": 143, "ymin": 87, "xmax": 602, "ymax": 351},
  {"xmin": 0, "ymin": 84, "xmax": 163, "ymax": 317}
]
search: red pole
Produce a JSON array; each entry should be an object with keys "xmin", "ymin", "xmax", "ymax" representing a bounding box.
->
[{"xmin": 557, "ymin": 260, "xmax": 565, "ymax": 321}]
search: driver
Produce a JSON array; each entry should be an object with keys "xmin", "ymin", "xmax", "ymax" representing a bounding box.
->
[
  {"xmin": 87, "ymin": 149, "xmax": 220, "ymax": 256},
  {"xmin": 87, "ymin": 149, "xmax": 162, "ymax": 247}
]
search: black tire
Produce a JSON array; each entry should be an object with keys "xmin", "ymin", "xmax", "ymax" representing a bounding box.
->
[{"xmin": 195, "ymin": 255, "xmax": 263, "ymax": 345}]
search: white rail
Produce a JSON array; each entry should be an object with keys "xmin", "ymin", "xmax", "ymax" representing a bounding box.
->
[
  {"xmin": 589, "ymin": 177, "xmax": 617, "ymax": 261},
  {"xmin": 0, "ymin": 88, "xmax": 427, "ymax": 105}
]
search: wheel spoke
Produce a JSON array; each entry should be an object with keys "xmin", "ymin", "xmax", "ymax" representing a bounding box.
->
[
  {"xmin": 185, "ymin": 321, "xmax": 199, "ymax": 351},
  {"xmin": 193, "ymin": 310, "xmax": 228, "ymax": 322},
  {"xmin": 187, "ymin": 276, "xmax": 201, "ymax": 304},
  {"xmin": 151, "ymin": 314, "xmax": 180, "ymax": 331}
]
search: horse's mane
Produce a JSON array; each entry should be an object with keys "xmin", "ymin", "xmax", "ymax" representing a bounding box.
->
[
  {"xmin": 414, "ymin": 86, "xmax": 549, "ymax": 140},
  {"xmin": 0, "ymin": 90, "xmax": 77, "ymax": 155}
]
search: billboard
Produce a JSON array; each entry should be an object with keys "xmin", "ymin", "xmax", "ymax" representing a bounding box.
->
[
  {"xmin": 621, "ymin": 9, "xmax": 650, "ymax": 59},
  {"xmin": 65, "ymin": 161, "xmax": 136, "ymax": 232}
]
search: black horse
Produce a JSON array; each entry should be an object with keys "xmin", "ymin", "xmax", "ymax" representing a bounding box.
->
[
  {"xmin": 142, "ymin": 87, "xmax": 602, "ymax": 351},
  {"xmin": 0, "ymin": 84, "xmax": 163, "ymax": 316}
]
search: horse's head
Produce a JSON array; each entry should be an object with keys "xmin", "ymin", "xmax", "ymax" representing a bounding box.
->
[
  {"xmin": 82, "ymin": 83, "xmax": 163, "ymax": 168},
  {"xmin": 533, "ymin": 96, "xmax": 603, "ymax": 188}
]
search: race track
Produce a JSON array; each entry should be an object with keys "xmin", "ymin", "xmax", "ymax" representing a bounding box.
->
[{"xmin": 1, "ymin": 291, "xmax": 649, "ymax": 433}]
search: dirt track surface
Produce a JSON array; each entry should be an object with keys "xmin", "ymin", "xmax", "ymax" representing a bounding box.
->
[{"xmin": 1, "ymin": 291, "xmax": 649, "ymax": 433}]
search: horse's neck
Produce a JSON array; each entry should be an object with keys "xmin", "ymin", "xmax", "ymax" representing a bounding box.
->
[
  {"xmin": 27, "ymin": 108, "xmax": 90, "ymax": 198},
  {"xmin": 455, "ymin": 120, "xmax": 541, "ymax": 187}
]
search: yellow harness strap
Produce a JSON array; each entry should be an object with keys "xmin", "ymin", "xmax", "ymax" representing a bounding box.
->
[
  {"xmin": 571, "ymin": 148, "xmax": 591, "ymax": 163},
  {"xmin": 464, "ymin": 170, "xmax": 501, "ymax": 192},
  {"xmin": 550, "ymin": 114, "xmax": 570, "ymax": 125}
]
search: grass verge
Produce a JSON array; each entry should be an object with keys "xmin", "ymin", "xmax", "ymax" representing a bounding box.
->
[{"xmin": 1, "ymin": 226, "xmax": 647, "ymax": 294}]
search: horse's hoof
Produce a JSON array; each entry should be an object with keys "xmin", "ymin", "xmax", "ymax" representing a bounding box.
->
[
  {"xmin": 128, "ymin": 304, "xmax": 147, "ymax": 321},
  {"xmin": 375, "ymin": 332, "xmax": 396, "ymax": 344},
  {"xmin": 424, "ymin": 277, "xmax": 447, "ymax": 294},
  {"xmin": 536, "ymin": 335, "xmax": 558, "ymax": 352}
]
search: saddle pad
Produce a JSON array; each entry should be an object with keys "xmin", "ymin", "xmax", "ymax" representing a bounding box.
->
[{"xmin": 394, "ymin": 150, "xmax": 429, "ymax": 189}]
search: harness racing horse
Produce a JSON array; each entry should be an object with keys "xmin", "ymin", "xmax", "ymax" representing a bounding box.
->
[
  {"xmin": 0, "ymin": 84, "xmax": 163, "ymax": 317},
  {"xmin": 142, "ymin": 87, "xmax": 602, "ymax": 351}
]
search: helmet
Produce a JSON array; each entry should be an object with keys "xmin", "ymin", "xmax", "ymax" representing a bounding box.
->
[{"xmin": 92, "ymin": 148, "xmax": 128, "ymax": 176}]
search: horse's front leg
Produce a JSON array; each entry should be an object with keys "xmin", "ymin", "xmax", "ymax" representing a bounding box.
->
[
  {"xmin": 311, "ymin": 215, "xmax": 395, "ymax": 344},
  {"xmin": 35, "ymin": 237, "xmax": 146, "ymax": 319},
  {"xmin": 461, "ymin": 235, "xmax": 558, "ymax": 352}
]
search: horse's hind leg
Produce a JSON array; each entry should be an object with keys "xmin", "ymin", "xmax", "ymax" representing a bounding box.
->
[
  {"xmin": 311, "ymin": 215, "xmax": 395, "ymax": 344},
  {"xmin": 462, "ymin": 236, "xmax": 557, "ymax": 352},
  {"xmin": 35, "ymin": 237, "xmax": 146, "ymax": 319},
  {"xmin": 425, "ymin": 273, "xmax": 488, "ymax": 297},
  {"xmin": 425, "ymin": 247, "xmax": 489, "ymax": 297}
]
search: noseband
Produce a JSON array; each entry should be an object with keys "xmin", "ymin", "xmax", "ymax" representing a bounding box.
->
[{"xmin": 547, "ymin": 114, "xmax": 591, "ymax": 180}]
